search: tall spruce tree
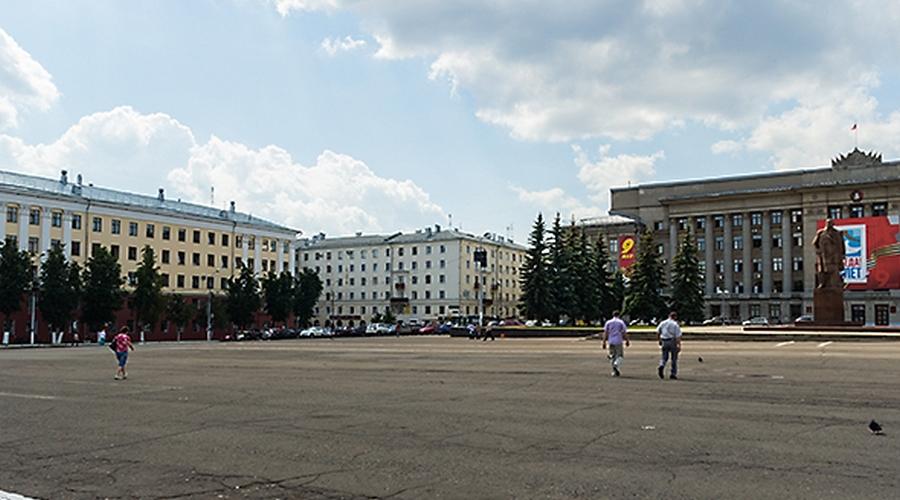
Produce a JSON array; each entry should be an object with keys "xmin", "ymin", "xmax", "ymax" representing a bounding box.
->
[
  {"xmin": 519, "ymin": 213, "xmax": 552, "ymax": 320},
  {"xmin": 293, "ymin": 268, "xmax": 323, "ymax": 327},
  {"xmin": 226, "ymin": 265, "xmax": 260, "ymax": 329},
  {"xmin": 592, "ymin": 237, "xmax": 614, "ymax": 322},
  {"xmin": 623, "ymin": 230, "xmax": 667, "ymax": 323},
  {"xmin": 547, "ymin": 213, "xmax": 574, "ymax": 323},
  {"xmin": 609, "ymin": 269, "xmax": 626, "ymax": 316},
  {"xmin": 571, "ymin": 228, "xmax": 595, "ymax": 323},
  {"xmin": 82, "ymin": 246, "xmax": 125, "ymax": 330},
  {"xmin": 670, "ymin": 233, "xmax": 705, "ymax": 324},
  {"xmin": 133, "ymin": 246, "xmax": 165, "ymax": 336},
  {"xmin": 262, "ymin": 271, "xmax": 294, "ymax": 325},
  {"xmin": 0, "ymin": 240, "xmax": 33, "ymax": 336},
  {"xmin": 38, "ymin": 244, "xmax": 82, "ymax": 339}
]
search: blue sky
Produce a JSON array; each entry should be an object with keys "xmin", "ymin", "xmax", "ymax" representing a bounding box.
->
[{"xmin": 2, "ymin": 1, "xmax": 900, "ymax": 242}]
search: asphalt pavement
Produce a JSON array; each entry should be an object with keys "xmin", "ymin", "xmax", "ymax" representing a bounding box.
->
[{"xmin": 1, "ymin": 337, "xmax": 899, "ymax": 499}]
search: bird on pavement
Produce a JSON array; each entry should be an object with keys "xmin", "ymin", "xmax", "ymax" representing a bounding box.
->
[{"xmin": 869, "ymin": 420, "xmax": 884, "ymax": 435}]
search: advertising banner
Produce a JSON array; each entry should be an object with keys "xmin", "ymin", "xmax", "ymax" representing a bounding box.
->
[
  {"xmin": 618, "ymin": 235, "xmax": 637, "ymax": 270},
  {"xmin": 817, "ymin": 216, "xmax": 900, "ymax": 290}
]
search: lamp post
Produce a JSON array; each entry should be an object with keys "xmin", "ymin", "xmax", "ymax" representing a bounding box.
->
[
  {"xmin": 29, "ymin": 273, "xmax": 38, "ymax": 345},
  {"xmin": 206, "ymin": 269, "xmax": 219, "ymax": 341},
  {"xmin": 473, "ymin": 247, "xmax": 488, "ymax": 329}
]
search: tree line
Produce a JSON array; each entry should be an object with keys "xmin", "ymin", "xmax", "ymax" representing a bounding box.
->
[
  {"xmin": 518, "ymin": 213, "xmax": 704, "ymax": 325},
  {"xmin": 0, "ymin": 241, "xmax": 323, "ymax": 342}
]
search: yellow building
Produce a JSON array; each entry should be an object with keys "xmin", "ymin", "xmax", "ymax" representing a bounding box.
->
[{"xmin": 1, "ymin": 169, "xmax": 299, "ymax": 295}]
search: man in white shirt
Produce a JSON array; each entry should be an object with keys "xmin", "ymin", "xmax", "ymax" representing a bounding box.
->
[{"xmin": 656, "ymin": 311, "xmax": 683, "ymax": 380}]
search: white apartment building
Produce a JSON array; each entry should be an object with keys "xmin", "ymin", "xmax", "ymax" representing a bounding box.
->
[{"xmin": 296, "ymin": 225, "xmax": 527, "ymax": 326}]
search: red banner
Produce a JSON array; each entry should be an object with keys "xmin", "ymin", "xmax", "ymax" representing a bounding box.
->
[
  {"xmin": 816, "ymin": 216, "xmax": 900, "ymax": 290},
  {"xmin": 618, "ymin": 235, "xmax": 637, "ymax": 270}
]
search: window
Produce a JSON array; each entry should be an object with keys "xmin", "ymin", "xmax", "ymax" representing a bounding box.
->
[
  {"xmin": 793, "ymin": 233, "xmax": 803, "ymax": 247},
  {"xmin": 6, "ymin": 206, "xmax": 17, "ymax": 223},
  {"xmin": 221, "ymin": 256, "xmax": 228, "ymax": 269},
  {"xmin": 178, "ymin": 228, "xmax": 186, "ymax": 242},
  {"xmin": 425, "ymin": 275, "xmax": 432, "ymax": 284},
  {"xmin": 752, "ymin": 235, "xmax": 762, "ymax": 248},
  {"xmin": 653, "ymin": 221, "xmax": 664, "ymax": 231},
  {"xmin": 177, "ymin": 251, "xmax": 186, "ymax": 265},
  {"xmin": 111, "ymin": 219, "xmax": 121, "ymax": 235},
  {"xmin": 715, "ymin": 261, "xmax": 723, "ymax": 274},
  {"xmin": 827, "ymin": 206, "xmax": 842, "ymax": 220},
  {"xmin": 27, "ymin": 237, "xmax": 39, "ymax": 253},
  {"xmin": 128, "ymin": 222, "xmax": 138, "ymax": 237},
  {"xmin": 207, "ymin": 254, "xmax": 214, "ymax": 267},
  {"xmin": 790, "ymin": 209, "xmax": 803, "ymax": 224},
  {"xmin": 440, "ymin": 245, "xmax": 446, "ymax": 253},
  {"xmin": 771, "ymin": 211, "xmax": 783, "ymax": 225},
  {"xmin": 71, "ymin": 241, "xmax": 81, "ymax": 256},
  {"xmin": 732, "ymin": 214, "xmax": 743, "ymax": 227},
  {"xmin": 193, "ymin": 230, "xmax": 201, "ymax": 244},
  {"xmin": 146, "ymin": 224, "xmax": 155, "ymax": 238},
  {"xmin": 206, "ymin": 277, "xmax": 214, "ymax": 290},
  {"xmin": 91, "ymin": 243, "xmax": 101, "ymax": 256},
  {"xmin": 440, "ymin": 259, "xmax": 446, "ymax": 269},
  {"xmin": 752, "ymin": 259, "xmax": 762, "ymax": 273},
  {"xmin": 750, "ymin": 304, "xmax": 761, "ymax": 317},
  {"xmin": 412, "ymin": 246, "xmax": 418, "ymax": 256},
  {"xmin": 697, "ymin": 237, "xmax": 706, "ymax": 251},
  {"xmin": 439, "ymin": 290, "xmax": 446, "ymax": 299},
  {"xmin": 733, "ymin": 236, "xmax": 743, "ymax": 250},
  {"xmin": 51, "ymin": 212, "xmax": 62, "ymax": 228},
  {"xmin": 92, "ymin": 217, "xmax": 102, "ymax": 232},
  {"xmin": 127, "ymin": 272, "xmax": 137, "ymax": 286},
  {"xmin": 713, "ymin": 215, "xmax": 724, "ymax": 228},
  {"xmin": 162, "ymin": 226, "xmax": 171, "ymax": 240},
  {"xmin": 772, "ymin": 235, "xmax": 783, "ymax": 248},
  {"xmin": 715, "ymin": 236, "xmax": 724, "ymax": 250},
  {"xmin": 128, "ymin": 246, "xmax": 137, "ymax": 261},
  {"xmin": 426, "ymin": 246, "xmax": 432, "ymax": 255},
  {"xmin": 439, "ymin": 274, "xmax": 446, "ymax": 283},
  {"xmin": 609, "ymin": 239, "xmax": 618, "ymax": 254},
  {"xmin": 849, "ymin": 205, "xmax": 864, "ymax": 218},
  {"xmin": 208, "ymin": 232, "xmax": 215, "ymax": 245},
  {"xmin": 769, "ymin": 304, "xmax": 781, "ymax": 320},
  {"xmin": 677, "ymin": 218, "xmax": 688, "ymax": 230},
  {"xmin": 398, "ymin": 247, "xmax": 405, "ymax": 256},
  {"xmin": 71, "ymin": 214, "xmax": 81, "ymax": 230},
  {"xmin": 656, "ymin": 244, "xmax": 664, "ymax": 255},
  {"xmin": 162, "ymin": 250, "xmax": 170, "ymax": 264},
  {"xmin": 177, "ymin": 275, "xmax": 185, "ymax": 288},
  {"xmin": 29, "ymin": 209, "xmax": 40, "ymax": 225},
  {"xmin": 750, "ymin": 212, "xmax": 762, "ymax": 226},
  {"xmin": 110, "ymin": 245, "xmax": 120, "ymax": 259},
  {"xmin": 192, "ymin": 276, "xmax": 200, "ymax": 289},
  {"xmin": 792, "ymin": 257, "xmax": 803, "ymax": 272},
  {"xmin": 192, "ymin": 253, "xmax": 200, "ymax": 266},
  {"xmin": 161, "ymin": 274, "xmax": 170, "ymax": 287},
  {"xmin": 872, "ymin": 202, "xmax": 887, "ymax": 216},
  {"xmin": 411, "ymin": 261, "xmax": 417, "ymax": 270},
  {"xmin": 695, "ymin": 217, "xmax": 706, "ymax": 230},
  {"xmin": 733, "ymin": 260, "xmax": 743, "ymax": 273},
  {"xmin": 773, "ymin": 257, "xmax": 783, "ymax": 272},
  {"xmin": 222, "ymin": 234, "xmax": 229, "ymax": 247}
]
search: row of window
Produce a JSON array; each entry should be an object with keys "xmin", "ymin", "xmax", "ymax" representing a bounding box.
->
[
  {"xmin": 662, "ymin": 203, "xmax": 889, "ymax": 232},
  {"xmin": 714, "ymin": 280, "xmax": 804, "ymax": 295},
  {"xmin": 710, "ymin": 256, "xmax": 803, "ymax": 274},
  {"xmin": 318, "ymin": 304, "xmax": 515, "ymax": 319},
  {"xmin": 306, "ymin": 245, "xmax": 522, "ymax": 262}
]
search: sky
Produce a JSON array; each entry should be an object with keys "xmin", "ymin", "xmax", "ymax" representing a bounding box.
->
[{"xmin": 2, "ymin": 0, "xmax": 900, "ymax": 243}]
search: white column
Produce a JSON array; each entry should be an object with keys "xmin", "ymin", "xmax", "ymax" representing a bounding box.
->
[
  {"xmin": 254, "ymin": 234, "xmax": 261, "ymax": 275},
  {"xmin": 288, "ymin": 240, "xmax": 296, "ymax": 276},
  {"xmin": 40, "ymin": 206, "xmax": 51, "ymax": 260},
  {"xmin": 241, "ymin": 234, "xmax": 249, "ymax": 267},
  {"xmin": 704, "ymin": 216, "xmax": 714, "ymax": 295},
  {"xmin": 63, "ymin": 211, "xmax": 73, "ymax": 260},
  {"xmin": 276, "ymin": 240, "xmax": 284, "ymax": 273},
  {"xmin": 18, "ymin": 204, "xmax": 29, "ymax": 252},
  {"xmin": 762, "ymin": 211, "xmax": 772, "ymax": 294},
  {"xmin": 0, "ymin": 201, "xmax": 6, "ymax": 241}
]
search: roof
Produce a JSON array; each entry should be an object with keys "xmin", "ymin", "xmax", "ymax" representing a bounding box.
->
[
  {"xmin": 577, "ymin": 214, "xmax": 639, "ymax": 226},
  {"xmin": 299, "ymin": 227, "xmax": 527, "ymax": 251},
  {"xmin": 0, "ymin": 169, "xmax": 297, "ymax": 234}
]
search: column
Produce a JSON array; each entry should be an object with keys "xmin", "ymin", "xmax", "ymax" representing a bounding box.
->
[
  {"xmin": 723, "ymin": 214, "xmax": 733, "ymax": 293},
  {"xmin": 742, "ymin": 212, "xmax": 752, "ymax": 295},
  {"xmin": 276, "ymin": 240, "xmax": 284, "ymax": 273},
  {"xmin": 40, "ymin": 206, "xmax": 51, "ymax": 259},
  {"xmin": 241, "ymin": 234, "xmax": 249, "ymax": 266},
  {"xmin": 254, "ymin": 234, "xmax": 261, "ymax": 275},
  {"xmin": 288, "ymin": 240, "xmax": 296, "ymax": 276},
  {"xmin": 704, "ymin": 215, "xmax": 714, "ymax": 295},
  {"xmin": 669, "ymin": 220, "xmax": 678, "ymax": 284},
  {"xmin": 18, "ymin": 204, "xmax": 29, "ymax": 252},
  {"xmin": 63, "ymin": 211, "xmax": 73, "ymax": 260},
  {"xmin": 782, "ymin": 214, "xmax": 792, "ymax": 295},
  {"xmin": 762, "ymin": 211, "xmax": 772, "ymax": 294},
  {"xmin": 0, "ymin": 201, "xmax": 6, "ymax": 241}
]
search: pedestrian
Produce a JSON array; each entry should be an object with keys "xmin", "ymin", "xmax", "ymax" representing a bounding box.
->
[
  {"xmin": 395, "ymin": 320, "xmax": 402, "ymax": 337},
  {"xmin": 602, "ymin": 311, "xmax": 629, "ymax": 377},
  {"xmin": 657, "ymin": 311, "xmax": 683, "ymax": 380},
  {"xmin": 112, "ymin": 326, "xmax": 135, "ymax": 380},
  {"xmin": 482, "ymin": 322, "xmax": 495, "ymax": 341},
  {"xmin": 97, "ymin": 323, "xmax": 108, "ymax": 347},
  {"xmin": 466, "ymin": 322, "xmax": 476, "ymax": 340}
]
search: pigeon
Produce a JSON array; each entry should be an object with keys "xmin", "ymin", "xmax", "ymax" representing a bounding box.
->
[
  {"xmin": 868, "ymin": 420, "xmax": 884, "ymax": 435},
  {"xmin": 698, "ymin": 356, "xmax": 704, "ymax": 363}
]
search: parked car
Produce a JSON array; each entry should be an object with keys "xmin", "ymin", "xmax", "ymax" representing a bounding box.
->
[
  {"xmin": 437, "ymin": 322, "xmax": 452, "ymax": 334},
  {"xmin": 794, "ymin": 315, "xmax": 814, "ymax": 324},
  {"xmin": 418, "ymin": 323, "xmax": 437, "ymax": 335},
  {"xmin": 524, "ymin": 319, "xmax": 538, "ymax": 327},
  {"xmin": 742, "ymin": 317, "xmax": 769, "ymax": 327},
  {"xmin": 702, "ymin": 316, "xmax": 725, "ymax": 326},
  {"xmin": 500, "ymin": 319, "xmax": 524, "ymax": 326}
]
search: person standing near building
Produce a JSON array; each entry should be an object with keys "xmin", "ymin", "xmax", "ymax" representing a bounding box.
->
[
  {"xmin": 601, "ymin": 311, "xmax": 629, "ymax": 377},
  {"xmin": 113, "ymin": 326, "xmax": 135, "ymax": 380},
  {"xmin": 657, "ymin": 312, "xmax": 683, "ymax": 380},
  {"xmin": 97, "ymin": 323, "xmax": 108, "ymax": 347}
]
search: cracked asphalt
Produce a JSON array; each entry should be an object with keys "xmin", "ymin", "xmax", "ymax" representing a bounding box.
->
[{"xmin": 1, "ymin": 337, "xmax": 899, "ymax": 499}]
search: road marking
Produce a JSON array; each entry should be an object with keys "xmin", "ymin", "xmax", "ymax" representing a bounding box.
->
[
  {"xmin": 775, "ymin": 341, "xmax": 795, "ymax": 347},
  {"xmin": 0, "ymin": 391, "xmax": 57, "ymax": 400},
  {"xmin": 1, "ymin": 490, "xmax": 36, "ymax": 500},
  {"xmin": 818, "ymin": 341, "xmax": 834, "ymax": 348}
]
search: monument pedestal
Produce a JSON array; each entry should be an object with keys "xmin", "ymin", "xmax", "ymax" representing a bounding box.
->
[{"xmin": 813, "ymin": 288, "xmax": 845, "ymax": 325}]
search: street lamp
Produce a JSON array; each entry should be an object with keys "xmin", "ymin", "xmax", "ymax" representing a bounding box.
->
[
  {"xmin": 29, "ymin": 272, "xmax": 39, "ymax": 345},
  {"xmin": 206, "ymin": 269, "xmax": 220, "ymax": 342},
  {"xmin": 473, "ymin": 247, "xmax": 488, "ymax": 328}
]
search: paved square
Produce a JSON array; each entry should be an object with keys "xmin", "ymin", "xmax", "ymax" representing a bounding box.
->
[{"xmin": 1, "ymin": 338, "xmax": 899, "ymax": 499}]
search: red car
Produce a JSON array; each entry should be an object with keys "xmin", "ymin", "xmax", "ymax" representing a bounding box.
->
[{"xmin": 418, "ymin": 323, "xmax": 437, "ymax": 335}]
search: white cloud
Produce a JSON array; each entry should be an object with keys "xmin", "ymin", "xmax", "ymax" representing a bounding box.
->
[
  {"xmin": 272, "ymin": 0, "xmax": 337, "ymax": 16},
  {"xmin": 510, "ymin": 185, "xmax": 604, "ymax": 222},
  {"xmin": 0, "ymin": 28, "xmax": 60, "ymax": 129},
  {"xmin": 574, "ymin": 144, "xmax": 663, "ymax": 207},
  {"xmin": 0, "ymin": 106, "xmax": 444, "ymax": 235},
  {"xmin": 320, "ymin": 36, "xmax": 367, "ymax": 56},
  {"xmin": 710, "ymin": 139, "xmax": 742, "ymax": 155}
]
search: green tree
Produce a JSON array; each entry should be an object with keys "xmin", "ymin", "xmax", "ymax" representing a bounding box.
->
[
  {"xmin": 571, "ymin": 228, "xmax": 595, "ymax": 323},
  {"xmin": 226, "ymin": 265, "xmax": 260, "ymax": 329},
  {"xmin": 293, "ymin": 267, "xmax": 323, "ymax": 327},
  {"xmin": 132, "ymin": 246, "xmax": 165, "ymax": 337},
  {"xmin": 547, "ymin": 213, "xmax": 575, "ymax": 323},
  {"xmin": 519, "ymin": 213, "xmax": 552, "ymax": 320},
  {"xmin": 623, "ymin": 230, "xmax": 667, "ymax": 323},
  {"xmin": 609, "ymin": 269, "xmax": 626, "ymax": 316},
  {"xmin": 81, "ymin": 246, "xmax": 124, "ymax": 330},
  {"xmin": 262, "ymin": 271, "xmax": 294, "ymax": 325},
  {"xmin": 38, "ymin": 245, "xmax": 81, "ymax": 339},
  {"xmin": 0, "ymin": 240, "xmax": 33, "ymax": 337},
  {"xmin": 592, "ymin": 237, "xmax": 614, "ymax": 322},
  {"xmin": 670, "ymin": 233, "xmax": 705, "ymax": 324},
  {"xmin": 166, "ymin": 294, "xmax": 194, "ymax": 342}
]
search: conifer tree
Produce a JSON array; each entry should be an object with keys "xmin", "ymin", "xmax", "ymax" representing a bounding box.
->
[
  {"xmin": 547, "ymin": 213, "xmax": 574, "ymax": 323},
  {"xmin": 571, "ymin": 228, "xmax": 595, "ymax": 323},
  {"xmin": 519, "ymin": 213, "xmax": 552, "ymax": 321},
  {"xmin": 82, "ymin": 246, "xmax": 125, "ymax": 330},
  {"xmin": 623, "ymin": 230, "xmax": 667, "ymax": 323},
  {"xmin": 670, "ymin": 232, "xmax": 705, "ymax": 324},
  {"xmin": 592, "ymin": 236, "xmax": 614, "ymax": 322},
  {"xmin": 609, "ymin": 268, "xmax": 626, "ymax": 317}
]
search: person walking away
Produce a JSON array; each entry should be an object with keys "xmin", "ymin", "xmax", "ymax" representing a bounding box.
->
[
  {"xmin": 657, "ymin": 311, "xmax": 683, "ymax": 380},
  {"xmin": 602, "ymin": 311, "xmax": 629, "ymax": 377},
  {"xmin": 113, "ymin": 326, "xmax": 135, "ymax": 380},
  {"xmin": 97, "ymin": 323, "xmax": 108, "ymax": 347},
  {"xmin": 482, "ymin": 323, "xmax": 495, "ymax": 341},
  {"xmin": 467, "ymin": 322, "xmax": 476, "ymax": 340}
]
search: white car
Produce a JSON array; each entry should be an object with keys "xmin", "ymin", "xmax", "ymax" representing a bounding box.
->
[
  {"xmin": 742, "ymin": 317, "xmax": 769, "ymax": 327},
  {"xmin": 525, "ymin": 320, "xmax": 538, "ymax": 327},
  {"xmin": 300, "ymin": 326, "xmax": 329, "ymax": 337}
]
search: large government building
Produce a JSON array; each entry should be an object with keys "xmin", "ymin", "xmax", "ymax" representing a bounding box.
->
[
  {"xmin": 1, "ymin": 169, "xmax": 298, "ymax": 341},
  {"xmin": 297, "ymin": 227, "xmax": 527, "ymax": 326},
  {"xmin": 582, "ymin": 149, "xmax": 900, "ymax": 326}
]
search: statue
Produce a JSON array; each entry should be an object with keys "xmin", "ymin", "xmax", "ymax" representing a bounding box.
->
[{"xmin": 812, "ymin": 219, "xmax": 845, "ymax": 289}]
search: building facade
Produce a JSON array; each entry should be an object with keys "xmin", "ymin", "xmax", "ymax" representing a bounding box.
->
[
  {"xmin": 582, "ymin": 149, "xmax": 900, "ymax": 326},
  {"xmin": 1, "ymin": 169, "xmax": 298, "ymax": 341},
  {"xmin": 296, "ymin": 226, "xmax": 526, "ymax": 326}
]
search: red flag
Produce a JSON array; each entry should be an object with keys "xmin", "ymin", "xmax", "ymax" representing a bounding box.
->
[{"xmin": 851, "ymin": 123, "xmax": 857, "ymax": 131}]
